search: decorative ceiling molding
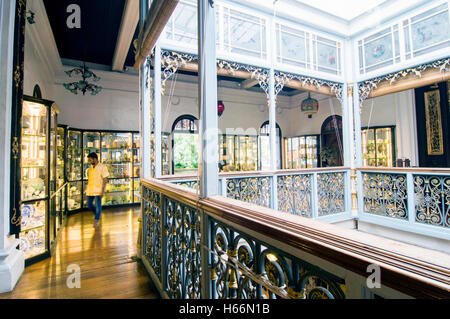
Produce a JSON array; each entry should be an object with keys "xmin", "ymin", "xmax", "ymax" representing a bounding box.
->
[
  {"xmin": 158, "ymin": 49, "xmax": 343, "ymax": 101},
  {"xmin": 358, "ymin": 57, "xmax": 450, "ymax": 103}
]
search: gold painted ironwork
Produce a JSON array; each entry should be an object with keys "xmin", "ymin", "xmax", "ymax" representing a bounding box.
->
[
  {"xmin": 10, "ymin": 208, "xmax": 21, "ymax": 226},
  {"xmin": 287, "ymin": 287, "xmax": 304, "ymax": 299},
  {"xmin": 424, "ymin": 90, "xmax": 444, "ymax": 155},
  {"xmin": 12, "ymin": 137, "xmax": 19, "ymax": 159}
]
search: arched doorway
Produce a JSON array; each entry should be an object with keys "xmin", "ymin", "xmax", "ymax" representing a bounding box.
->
[
  {"xmin": 171, "ymin": 115, "xmax": 199, "ymax": 175},
  {"xmin": 259, "ymin": 121, "xmax": 282, "ymax": 170},
  {"xmin": 320, "ymin": 115, "xmax": 343, "ymax": 167},
  {"xmin": 33, "ymin": 84, "xmax": 42, "ymax": 98}
]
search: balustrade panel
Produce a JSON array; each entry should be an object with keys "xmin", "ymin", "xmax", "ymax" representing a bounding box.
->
[
  {"xmin": 277, "ymin": 174, "xmax": 313, "ymax": 217},
  {"xmin": 142, "ymin": 186, "xmax": 162, "ymax": 281},
  {"xmin": 414, "ymin": 175, "xmax": 450, "ymax": 228},
  {"xmin": 362, "ymin": 172, "xmax": 408, "ymax": 220},
  {"xmin": 317, "ymin": 172, "xmax": 346, "ymax": 216},
  {"xmin": 226, "ymin": 176, "xmax": 272, "ymax": 208},
  {"xmin": 164, "ymin": 197, "xmax": 202, "ymax": 298}
]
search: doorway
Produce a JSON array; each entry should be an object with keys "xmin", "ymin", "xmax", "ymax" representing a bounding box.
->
[
  {"xmin": 414, "ymin": 81, "xmax": 450, "ymax": 168},
  {"xmin": 320, "ymin": 115, "xmax": 343, "ymax": 167}
]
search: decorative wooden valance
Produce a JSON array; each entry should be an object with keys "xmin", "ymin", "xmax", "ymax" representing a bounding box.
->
[{"xmin": 358, "ymin": 57, "xmax": 450, "ymax": 102}]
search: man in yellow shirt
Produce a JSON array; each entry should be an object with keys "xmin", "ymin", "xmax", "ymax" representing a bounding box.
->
[{"xmin": 85, "ymin": 152, "xmax": 109, "ymax": 227}]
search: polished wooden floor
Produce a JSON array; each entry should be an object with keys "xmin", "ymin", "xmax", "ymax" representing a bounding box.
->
[{"xmin": 0, "ymin": 207, "xmax": 160, "ymax": 299}]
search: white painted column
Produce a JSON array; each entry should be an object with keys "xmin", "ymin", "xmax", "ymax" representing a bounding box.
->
[
  {"xmin": 0, "ymin": 0, "xmax": 24, "ymax": 293},
  {"xmin": 341, "ymin": 83, "xmax": 352, "ymax": 167},
  {"xmin": 141, "ymin": 59, "xmax": 151, "ymax": 179},
  {"xmin": 269, "ymin": 68, "xmax": 277, "ymax": 171},
  {"xmin": 395, "ymin": 89, "xmax": 418, "ymax": 166},
  {"xmin": 353, "ymin": 84, "xmax": 363, "ymax": 168},
  {"xmin": 198, "ymin": 0, "xmax": 218, "ymax": 197},
  {"xmin": 154, "ymin": 44, "xmax": 162, "ymax": 177}
]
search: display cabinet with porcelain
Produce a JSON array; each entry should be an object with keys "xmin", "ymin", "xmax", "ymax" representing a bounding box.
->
[{"xmin": 18, "ymin": 96, "xmax": 61, "ymax": 265}]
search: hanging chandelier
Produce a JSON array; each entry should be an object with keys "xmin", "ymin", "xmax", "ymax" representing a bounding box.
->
[
  {"xmin": 301, "ymin": 92, "xmax": 319, "ymax": 118},
  {"xmin": 63, "ymin": 63, "xmax": 102, "ymax": 96}
]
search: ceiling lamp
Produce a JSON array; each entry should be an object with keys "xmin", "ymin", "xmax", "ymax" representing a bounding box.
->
[
  {"xmin": 63, "ymin": 63, "xmax": 102, "ymax": 96},
  {"xmin": 301, "ymin": 93, "xmax": 319, "ymax": 119},
  {"xmin": 217, "ymin": 100, "xmax": 225, "ymax": 117}
]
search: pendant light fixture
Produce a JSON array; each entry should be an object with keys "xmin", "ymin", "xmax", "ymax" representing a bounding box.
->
[
  {"xmin": 301, "ymin": 92, "xmax": 319, "ymax": 119},
  {"xmin": 63, "ymin": 63, "xmax": 102, "ymax": 96},
  {"xmin": 217, "ymin": 100, "xmax": 225, "ymax": 117}
]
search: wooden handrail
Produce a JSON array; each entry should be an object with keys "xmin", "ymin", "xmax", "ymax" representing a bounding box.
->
[
  {"xmin": 141, "ymin": 177, "xmax": 450, "ymax": 298},
  {"xmin": 158, "ymin": 167, "xmax": 351, "ymax": 181}
]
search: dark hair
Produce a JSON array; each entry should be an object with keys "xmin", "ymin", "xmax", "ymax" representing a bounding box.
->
[{"xmin": 87, "ymin": 152, "xmax": 98, "ymax": 160}]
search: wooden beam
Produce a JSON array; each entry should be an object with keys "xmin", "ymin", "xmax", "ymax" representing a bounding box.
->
[
  {"xmin": 112, "ymin": 0, "xmax": 140, "ymax": 71},
  {"xmin": 134, "ymin": 0, "xmax": 179, "ymax": 69},
  {"xmin": 240, "ymin": 78, "xmax": 259, "ymax": 89},
  {"xmin": 367, "ymin": 68, "xmax": 450, "ymax": 99},
  {"xmin": 177, "ymin": 61, "xmax": 337, "ymax": 96}
]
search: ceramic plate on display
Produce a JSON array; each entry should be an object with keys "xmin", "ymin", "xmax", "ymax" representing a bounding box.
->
[
  {"xmin": 19, "ymin": 237, "xmax": 30, "ymax": 254},
  {"xmin": 21, "ymin": 204, "xmax": 35, "ymax": 228}
]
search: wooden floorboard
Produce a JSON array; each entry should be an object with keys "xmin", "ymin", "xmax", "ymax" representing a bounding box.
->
[{"xmin": 0, "ymin": 206, "xmax": 160, "ymax": 299}]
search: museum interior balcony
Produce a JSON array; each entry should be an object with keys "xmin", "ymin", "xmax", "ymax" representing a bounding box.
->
[{"xmin": 0, "ymin": 0, "xmax": 448, "ymax": 298}]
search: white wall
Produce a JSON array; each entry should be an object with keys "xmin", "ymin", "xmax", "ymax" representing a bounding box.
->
[
  {"xmin": 160, "ymin": 79, "xmax": 291, "ymax": 136},
  {"xmin": 52, "ymin": 83, "xmax": 139, "ymax": 131},
  {"xmin": 361, "ymin": 90, "xmax": 418, "ymax": 165}
]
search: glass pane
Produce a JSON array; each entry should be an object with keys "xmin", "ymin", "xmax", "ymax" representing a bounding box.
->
[
  {"xmin": 362, "ymin": 129, "xmax": 376, "ymax": 167},
  {"xmin": 19, "ymin": 225, "xmax": 46, "ymax": 260},
  {"xmin": 226, "ymin": 9, "xmax": 266, "ymax": 58},
  {"xmin": 133, "ymin": 134, "xmax": 141, "ymax": 178},
  {"xmin": 133, "ymin": 179, "xmax": 140, "ymax": 203},
  {"xmin": 21, "ymin": 100, "xmax": 47, "ymax": 201},
  {"xmin": 258, "ymin": 135, "xmax": 269, "ymax": 171},
  {"xmin": 103, "ymin": 178, "xmax": 133, "ymax": 206},
  {"xmin": 162, "ymin": 133, "xmax": 170, "ymax": 175},
  {"xmin": 173, "ymin": 133, "xmax": 198, "ymax": 175},
  {"xmin": 83, "ymin": 132, "xmax": 101, "ymax": 179},
  {"xmin": 101, "ymin": 133, "xmax": 133, "ymax": 179},
  {"xmin": 306, "ymin": 136, "xmax": 318, "ymax": 168},
  {"xmin": 20, "ymin": 200, "xmax": 46, "ymax": 232},
  {"xmin": 279, "ymin": 25, "xmax": 307, "ymax": 67},
  {"xmin": 364, "ymin": 28, "xmax": 394, "ymax": 69},
  {"xmin": 247, "ymin": 136, "xmax": 258, "ymax": 171},
  {"xmin": 68, "ymin": 130, "xmax": 82, "ymax": 181},
  {"xmin": 411, "ymin": 10, "xmax": 449, "ymax": 55},
  {"xmin": 376, "ymin": 128, "xmax": 393, "ymax": 167},
  {"xmin": 57, "ymin": 127, "xmax": 65, "ymax": 186},
  {"xmin": 292, "ymin": 137, "xmax": 299, "ymax": 169},
  {"xmin": 299, "ymin": 137, "xmax": 307, "ymax": 169},
  {"xmin": 68, "ymin": 181, "xmax": 82, "ymax": 211}
]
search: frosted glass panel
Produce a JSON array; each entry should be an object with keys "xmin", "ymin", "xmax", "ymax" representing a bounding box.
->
[
  {"xmin": 411, "ymin": 7, "xmax": 449, "ymax": 56},
  {"xmin": 224, "ymin": 8, "xmax": 267, "ymax": 59},
  {"xmin": 276, "ymin": 24, "xmax": 308, "ymax": 68}
]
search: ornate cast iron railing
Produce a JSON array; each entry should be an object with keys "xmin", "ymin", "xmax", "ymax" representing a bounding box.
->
[
  {"xmin": 358, "ymin": 168, "xmax": 450, "ymax": 233},
  {"xmin": 141, "ymin": 178, "xmax": 450, "ymax": 299},
  {"xmin": 162, "ymin": 168, "xmax": 350, "ymax": 221}
]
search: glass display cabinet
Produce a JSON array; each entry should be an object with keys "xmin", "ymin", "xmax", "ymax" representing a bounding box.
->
[
  {"xmin": 219, "ymin": 135, "xmax": 237, "ymax": 172},
  {"xmin": 133, "ymin": 133, "xmax": 141, "ymax": 202},
  {"xmin": 284, "ymin": 135, "xmax": 320, "ymax": 169},
  {"xmin": 18, "ymin": 96, "xmax": 59, "ymax": 264},
  {"xmin": 361, "ymin": 126, "xmax": 396, "ymax": 167},
  {"xmin": 63, "ymin": 129, "xmax": 140, "ymax": 210},
  {"xmin": 56, "ymin": 125, "xmax": 66, "ymax": 234},
  {"xmin": 162, "ymin": 132, "xmax": 170, "ymax": 175},
  {"xmin": 67, "ymin": 129, "xmax": 83, "ymax": 212},
  {"xmin": 236, "ymin": 135, "xmax": 258, "ymax": 171}
]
